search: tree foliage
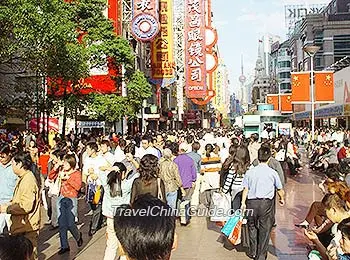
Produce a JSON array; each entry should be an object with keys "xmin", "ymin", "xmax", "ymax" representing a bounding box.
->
[
  {"xmin": 0, "ymin": 0, "xmax": 149, "ymax": 131},
  {"xmin": 88, "ymin": 70, "xmax": 152, "ymax": 122}
]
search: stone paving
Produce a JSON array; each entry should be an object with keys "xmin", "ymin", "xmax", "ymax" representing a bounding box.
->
[{"xmin": 39, "ymin": 153, "xmax": 323, "ymax": 260}]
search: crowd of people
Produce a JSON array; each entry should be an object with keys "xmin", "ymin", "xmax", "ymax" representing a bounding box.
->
[{"xmin": 0, "ymin": 126, "xmax": 349, "ymax": 259}]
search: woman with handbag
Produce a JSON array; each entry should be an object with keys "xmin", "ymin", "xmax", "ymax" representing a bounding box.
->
[
  {"xmin": 57, "ymin": 154, "xmax": 83, "ymax": 255},
  {"xmin": 46, "ymin": 149, "xmax": 66, "ymax": 229},
  {"xmin": 130, "ymin": 154, "xmax": 166, "ymax": 204},
  {"xmin": 221, "ymin": 145, "xmax": 250, "ymax": 211},
  {"xmin": 102, "ymin": 162, "xmax": 139, "ymax": 260}
]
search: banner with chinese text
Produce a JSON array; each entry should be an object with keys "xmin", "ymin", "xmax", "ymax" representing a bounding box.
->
[
  {"xmin": 151, "ymin": 0, "xmax": 175, "ymax": 79},
  {"xmin": 185, "ymin": 0, "xmax": 207, "ymax": 99},
  {"xmin": 131, "ymin": 0, "xmax": 160, "ymax": 41}
]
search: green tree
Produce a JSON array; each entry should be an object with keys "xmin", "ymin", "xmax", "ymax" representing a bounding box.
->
[
  {"xmin": 88, "ymin": 70, "xmax": 152, "ymax": 123},
  {"xmin": 0, "ymin": 0, "xmax": 136, "ymax": 136}
]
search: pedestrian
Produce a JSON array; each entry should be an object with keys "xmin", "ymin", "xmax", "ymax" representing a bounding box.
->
[
  {"xmin": 241, "ymin": 146, "xmax": 285, "ymax": 260},
  {"xmin": 114, "ymin": 194, "xmax": 177, "ymax": 260},
  {"xmin": 102, "ymin": 162, "xmax": 138, "ymax": 260},
  {"xmin": 0, "ymin": 143, "xmax": 17, "ymax": 234},
  {"xmin": 173, "ymin": 143, "xmax": 197, "ymax": 202},
  {"xmin": 0, "ymin": 235, "xmax": 34, "ymax": 260},
  {"xmin": 159, "ymin": 148, "xmax": 185, "ymax": 209},
  {"xmin": 130, "ymin": 154, "xmax": 166, "ymax": 204},
  {"xmin": 0, "ymin": 152, "xmax": 41, "ymax": 260}
]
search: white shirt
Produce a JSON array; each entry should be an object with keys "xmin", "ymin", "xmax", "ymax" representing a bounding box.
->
[
  {"xmin": 114, "ymin": 146, "xmax": 126, "ymax": 163},
  {"xmin": 102, "ymin": 151, "xmax": 116, "ymax": 166},
  {"xmin": 136, "ymin": 146, "xmax": 159, "ymax": 159},
  {"xmin": 83, "ymin": 155, "xmax": 108, "ymax": 185}
]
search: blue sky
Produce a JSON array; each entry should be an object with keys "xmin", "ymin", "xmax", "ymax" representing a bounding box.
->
[{"xmin": 212, "ymin": 0, "xmax": 331, "ymax": 94}]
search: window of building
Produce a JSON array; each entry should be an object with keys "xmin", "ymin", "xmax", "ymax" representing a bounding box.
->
[
  {"xmin": 278, "ymin": 72, "xmax": 291, "ymax": 79},
  {"xmin": 278, "ymin": 61, "xmax": 291, "ymax": 68},
  {"xmin": 334, "ymin": 35, "xmax": 350, "ymax": 62}
]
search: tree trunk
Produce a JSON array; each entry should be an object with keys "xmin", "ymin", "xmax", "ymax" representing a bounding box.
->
[
  {"xmin": 75, "ymin": 106, "xmax": 78, "ymax": 134},
  {"xmin": 62, "ymin": 87, "xmax": 67, "ymax": 137}
]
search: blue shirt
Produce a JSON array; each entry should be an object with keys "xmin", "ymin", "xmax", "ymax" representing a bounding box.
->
[
  {"xmin": 187, "ymin": 151, "xmax": 202, "ymax": 174},
  {"xmin": 0, "ymin": 162, "xmax": 18, "ymax": 204},
  {"xmin": 242, "ymin": 163, "xmax": 282, "ymax": 200}
]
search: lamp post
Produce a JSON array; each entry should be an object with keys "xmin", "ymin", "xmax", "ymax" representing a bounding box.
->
[{"xmin": 303, "ymin": 45, "xmax": 320, "ymax": 141}]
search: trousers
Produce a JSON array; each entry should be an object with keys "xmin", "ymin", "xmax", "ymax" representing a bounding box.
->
[
  {"xmin": 104, "ymin": 217, "xmax": 119, "ymax": 260},
  {"xmin": 58, "ymin": 197, "xmax": 80, "ymax": 249},
  {"xmin": 247, "ymin": 199, "xmax": 274, "ymax": 260}
]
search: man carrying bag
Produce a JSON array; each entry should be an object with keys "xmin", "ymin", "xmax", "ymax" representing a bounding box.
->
[{"xmin": 241, "ymin": 146, "xmax": 285, "ymax": 260}]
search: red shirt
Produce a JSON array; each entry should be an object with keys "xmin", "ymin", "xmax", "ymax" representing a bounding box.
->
[
  {"xmin": 38, "ymin": 154, "xmax": 50, "ymax": 175},
  {"xmin": 60, "ymin": 170, "xmax": 82, "ymax": 198},
  {"xmin": 338, "ymin": 147, "xmax": 347, "ymax": 161}
]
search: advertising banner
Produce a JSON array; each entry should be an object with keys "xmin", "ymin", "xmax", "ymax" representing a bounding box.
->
[
  {"xmin": 151, "ymin": 0, "xmax": 175, "ymax": 79},
  {"xmin": 131, "ymin": 0, "xmax": 160, "ymax": 41},
  {"xmin": 185, "ymin": 0, "xmax": 206, "ymax": 99}
]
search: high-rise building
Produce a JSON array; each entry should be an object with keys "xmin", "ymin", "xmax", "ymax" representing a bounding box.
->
[
  {"xmin": 270, "ymin": 40, "xmax": 292, "ymax": 93},
  {"xmin": 260, "ymin": 34, "xmax": 281, "ymax": 76}
]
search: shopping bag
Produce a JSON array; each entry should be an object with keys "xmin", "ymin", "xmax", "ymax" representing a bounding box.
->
[
  {"xmin": 275, "ymin": 149, "xmax": 286, "ymax": 162},
  {"xmin": 228, "ymin": 218, "xmax": 243, "ymax": 245},
  {"xmin": 48, "ymin": 176, "xmax": 61, "ymax": 197},
  {"xmin": 210, "ymin": 192, "xmax": 231, "ymax": 222},
  {"xmin": 221, "ymin": 214, "xmax": 241, "ymax": 237},
  {"xmin": 92, "ymin": 185, "xmax": 102, "ymax": 205}
]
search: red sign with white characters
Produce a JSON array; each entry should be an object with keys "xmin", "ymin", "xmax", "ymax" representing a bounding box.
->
[{"xmin": 185, "ymin": 0, "xmax": 206, "ymax": 99}]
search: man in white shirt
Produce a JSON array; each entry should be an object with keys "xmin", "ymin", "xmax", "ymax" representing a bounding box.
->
[
  {"xmin": 83, "ymin": 142, "xmax": 109, "ymax": 236},
  {"xmin": 136, "ymin": 136, "xmax": 159, "ymax": 159},
  {"xmin": 100, "ymin": 140, "xmax": 116, "ymax": 166}
]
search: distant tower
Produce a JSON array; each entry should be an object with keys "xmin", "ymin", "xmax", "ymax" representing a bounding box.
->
[{"xmin": 238, "ymin": 55, "xmax": 247, "ymax": 104}]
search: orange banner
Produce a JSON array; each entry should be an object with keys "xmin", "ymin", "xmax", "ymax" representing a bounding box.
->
[
  {"xmin": 281, "ymin": 94, "xmax": 293, "ymax": 113},
  {"xmin": 315, "ymin": 71, "xmax": 334, "ymax": 103},
  {"xmin": 291, "ymin": 72, "xmax": 310, "ymax": 103},
  {"xmin": 151, "ymin": 0, "xmax": 175, "ymax": 79},
  {"xmin": 266, "ymin": 95, "xmax": 279, "ymax": 110}
]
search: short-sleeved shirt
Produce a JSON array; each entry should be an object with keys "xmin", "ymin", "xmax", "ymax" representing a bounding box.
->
[{"xmin": 242, "ymin": 163, "xmax": 282, "ymax": 200}]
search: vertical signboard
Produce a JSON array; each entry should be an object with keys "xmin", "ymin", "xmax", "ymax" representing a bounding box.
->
[
  {"xmin": 185, "ymin": 0, "xmax": 206, "ymax": 99},
  {"xmin": 151, "ymin": 0, "xmax": 175, "ymax": 79},
  {"xmin": 131, "ymin": 0, "xmax": 160, "ymax": 41}
]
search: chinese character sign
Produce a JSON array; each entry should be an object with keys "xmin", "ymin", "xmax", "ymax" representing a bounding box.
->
[
  {"xmin": 151, "ymin": 0, "xmax": 175, "ymax": 79},
  {"xmin": 185, "ymin": 0, "xmax": 206, "ymax": 99},
  {"xmin": 131, "ymin": 0, "xmax": 160, "ymax": 41}
]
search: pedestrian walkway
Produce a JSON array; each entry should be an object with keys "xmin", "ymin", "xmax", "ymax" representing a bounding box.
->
[{"xmin": 39, "ymin": 164, "xmax": 323, "ymax": 260}]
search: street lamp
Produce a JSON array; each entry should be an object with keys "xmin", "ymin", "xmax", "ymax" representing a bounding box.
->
[{"xmin": 303, "ymin": 45, "xmax": 320, "ymax": 140}]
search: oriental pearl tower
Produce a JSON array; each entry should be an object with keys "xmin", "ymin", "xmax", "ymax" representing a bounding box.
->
[{"xmin": 239, "ymin": 55, "xmax": 247, "ymax": 106}]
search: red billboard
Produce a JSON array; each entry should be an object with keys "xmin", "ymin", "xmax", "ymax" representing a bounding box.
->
[
  {"xmin": 185, "ymin": 0, "xmax": 207, "ymax": 99},
  {"xmin": 48, "ymin": 0, "xmax": 121, "ymax": 96}
]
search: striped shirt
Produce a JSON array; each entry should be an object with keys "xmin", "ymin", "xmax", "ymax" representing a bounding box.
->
[
  {"xmin": 222, "ymin": 170, "xmax": 244, "ymax": 194},
  {"xmin": 200, "ymin": 154, "xmax": 222, "ymax": 192}
]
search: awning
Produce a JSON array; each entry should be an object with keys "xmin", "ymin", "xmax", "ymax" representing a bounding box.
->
[{"xmin": 5, "ymin": 117, "xmax": 25, "ymax": 125}]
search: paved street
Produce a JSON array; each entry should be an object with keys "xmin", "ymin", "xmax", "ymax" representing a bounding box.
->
[{"xmin": 39, "ymin": 156, "xmax": 324, "ymax": 260}]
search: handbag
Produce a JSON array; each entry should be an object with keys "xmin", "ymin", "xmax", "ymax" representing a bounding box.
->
[
  {"xmin": 210, "ymin": 192, "xmax": 231, "ymax": 222},
  {"xmin": 275, "ymin": 149, "xmax": 286, "ymax": 162},
  {"xmin": 157, "ymin": 178, "xmax": 164, "ymax": 201},
  {"xmin": 48, "ymin": 176, "xmax": 61, "ymax": 197}
]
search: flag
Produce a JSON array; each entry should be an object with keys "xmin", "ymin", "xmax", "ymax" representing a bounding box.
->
[
  {"xmin": 291, "ymin": 72, "xmax": 310, "ymax": 103},
  {"xmin": 281, "ymin": 94, "xmax": 292, "ymax": 113},
  {"xmin": 315, "ymin": 71, "xmax": 334, "ymax": 103},
  {"xmin": 266, "ymin": 95, "xmax": 279, "ymax": 110}
]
